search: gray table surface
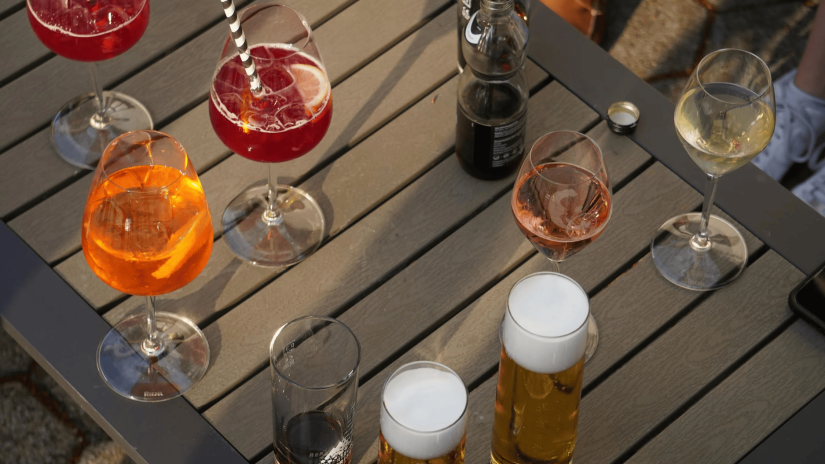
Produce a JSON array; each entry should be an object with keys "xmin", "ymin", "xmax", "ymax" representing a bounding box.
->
[{"xmin": 2, "ymin": 1, "xmax": 825, "ymax": 463}]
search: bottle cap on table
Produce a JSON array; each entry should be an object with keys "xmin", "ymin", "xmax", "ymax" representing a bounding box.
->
[{"xmin": 607, "ymin": 101, "xmax": 640, "ymax": 134}]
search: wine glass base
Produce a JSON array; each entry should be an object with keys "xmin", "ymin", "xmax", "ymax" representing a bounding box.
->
[
  {"xmin": 651, "ymin": 212, "xmax": 748, "ymax": 291},
  {"xmin": 585, "ymin": 314, "xmax": 598, "ymax": 363},
  {"xmin": 52, "ymin": 91, "xmax": 153, "ymax": 170},
  {"xmin": 222, "ymin": 183, "xmax": 325, "ymax": 268},
  {"xmin": 97, "ymin": 312, "xmax": 209, "ymax": 402}
]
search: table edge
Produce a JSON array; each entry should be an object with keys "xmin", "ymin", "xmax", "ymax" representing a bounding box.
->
[{"xmin": 0, "ymin": 221, "xmax": 247, "ymax": 464}]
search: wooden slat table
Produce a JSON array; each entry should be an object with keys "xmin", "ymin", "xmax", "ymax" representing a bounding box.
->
[{"xmin": 2, "ymin": 2, "xmax": 825, "ymax": 464}]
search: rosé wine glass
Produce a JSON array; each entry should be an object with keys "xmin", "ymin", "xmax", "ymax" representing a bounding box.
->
[{"xmin": 511, "ymin": 131, "xmax": 612, "ymax": 363}]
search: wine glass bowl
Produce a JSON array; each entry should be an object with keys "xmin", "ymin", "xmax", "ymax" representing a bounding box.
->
[
  {"xmin": 512, "ymin": 132, "xmax": 612, "ymax": 263},
  {"xmin": 511, "ymin": 131, "xmax": 612, "ymax": 362},
  {"xmin": 27, "ymin": 0, "xmax": 150, "ymax": 62},
  {"xmin": 652, "ymin": 49, "xmax": 775, "ymax": 291},
  {"xmin": 674, "ymin": 51, "xmax": 775, "ymax": 177},
  {"xmin": 209, "ymin": 3, "xmax": 332, "ymax": 268},
  {"xmin": 82, "ymin": 130, "xmax": 213, "ymax": 401},
  {"xmin": 82, "ymin": 132, "xmax": 213, "ymax": 296}
]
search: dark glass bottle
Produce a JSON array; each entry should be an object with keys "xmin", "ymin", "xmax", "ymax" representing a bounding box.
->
[{"xmin": 456, "ymin": 0, "xmax": 529, "ymax": 180}]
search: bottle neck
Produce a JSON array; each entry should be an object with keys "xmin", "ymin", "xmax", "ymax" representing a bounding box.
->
[{"xmin": 481, "ymin": 0, "xmax": 514, "ymax": 14}]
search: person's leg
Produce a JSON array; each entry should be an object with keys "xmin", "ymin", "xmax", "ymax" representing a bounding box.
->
[
  {"xmin": 795, "ymin": 5, "xmax": 825, "ymax": 100},
  {"xmin": 752, "ymin": 4, "xmax": 825, "ymax": 181}
]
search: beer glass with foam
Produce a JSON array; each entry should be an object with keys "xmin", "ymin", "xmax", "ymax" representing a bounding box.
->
[
  {"xmin": 490, "ymin": 272, "xmax": 589, "ymax": 464},
  {"xmin": 270, "ymin": 316, "xmax": 361, "ymax": 464},
  {"xmin": 379, "ymin": 361, "xmax": 468, "ymax": 464}
]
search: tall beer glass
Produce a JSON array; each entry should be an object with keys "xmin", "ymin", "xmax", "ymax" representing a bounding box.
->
[
  {"xmin": 270, "ymin": 316, "xmax": 360, "ymax": 464},
  {"xmin": 490, "ymin": 272, "xmax": 589, "ymax": 464},
  {"xmin": 379, "ymin": 361, "xmax": 468, "ymax": 464}
]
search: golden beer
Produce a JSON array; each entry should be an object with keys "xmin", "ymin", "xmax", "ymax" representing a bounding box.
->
[
  {"xmin": 490, "ymin": 272, "xmax": 589, "ymax": 464},
  {"xmin": 379, "ymin": 432, "xmax": 465, "ymax": 464},
  {"xmin": 378, "ymin": 362, "xmax": 468, "ymax": 464}
]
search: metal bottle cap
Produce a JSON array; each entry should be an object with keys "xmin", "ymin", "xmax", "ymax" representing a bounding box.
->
[{"xmin": 607, "ymin": 101, "xmax": 640, "ymax": 134}]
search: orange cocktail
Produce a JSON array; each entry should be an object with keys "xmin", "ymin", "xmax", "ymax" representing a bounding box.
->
[
  {"xmin": 82, "ymin": 130, "xmax": 213, "ymax": 402},
  {"xmin": 82, "ymin": 164, "xmax": 212, "ymax": 296}
]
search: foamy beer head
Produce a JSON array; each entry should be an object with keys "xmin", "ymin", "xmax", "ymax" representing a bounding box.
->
[
  {"xmin": 380, "ymin": 361, "xmax": 468, "ymax": 461},
  {"xmin": 502, "ymin": 272, "xmax": 589, "ymax": 374}
]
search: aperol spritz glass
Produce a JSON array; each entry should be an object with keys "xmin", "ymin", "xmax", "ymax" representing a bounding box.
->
[
  {"xmin": 511, "ymin": 131, "xmax": 612, "ymax": 363},
  {"xmin": 82, "ymin": 130, "xmax": 213, "ymax": 401},
  {"xmin": 27, "ymin": 0, "xmax": 153, "ymax": 169},
  {"xmin": 209, "ymin": 3, "xmax": 332, "ymax": 268}
]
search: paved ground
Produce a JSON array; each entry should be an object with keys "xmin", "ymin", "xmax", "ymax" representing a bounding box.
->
[{"xmin": 0, "ymin": 1, "xmax": 818, "ymax": 463}]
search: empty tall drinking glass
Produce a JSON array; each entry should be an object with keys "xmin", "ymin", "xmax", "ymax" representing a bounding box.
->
[{"xmin": 270, "ymin": 316, "xmax": 360, "ymax": 464}]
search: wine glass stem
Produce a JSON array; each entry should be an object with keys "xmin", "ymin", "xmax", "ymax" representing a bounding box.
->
[
  {"xmin": 142, "ymin": 295, "xmax": 163, "ymax": 356},
  {"xmin": 263, "ymin": 163, "xmax": 284, "ymax": 225},
  {"xmin": 552, "ymin": 261, "xmax": 561, "ymax": 273},
  {"xmin": 692, "ymin": 173, "xmax": 718, "ymax": 251},
  {"xmin": 88, "ymin": 63, "xmax": 110, "ymax": 130}
]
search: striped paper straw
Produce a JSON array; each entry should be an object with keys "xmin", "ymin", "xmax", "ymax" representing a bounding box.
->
[{"xmin": 220, "ymin": 0, "xmax": 262, "ymax": 93}]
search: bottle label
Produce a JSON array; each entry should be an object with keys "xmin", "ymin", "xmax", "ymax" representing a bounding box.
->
[{"xmin": 456, "ymin": 105, "xmax": 527, "ymax": 172}]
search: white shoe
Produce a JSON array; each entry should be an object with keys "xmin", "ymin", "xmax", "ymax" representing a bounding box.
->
[
  {"xmin": 792, "ymin": 150, "xmax": 825, "ymax": 217},
  {"xmin": 751, "ymin": 70, "xmax": 825, "ymax": 180}
]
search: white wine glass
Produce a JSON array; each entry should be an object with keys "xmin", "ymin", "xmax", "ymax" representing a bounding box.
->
[{"xmin": 652, "ymin": 49, "xmax": 775, "ymax": 290}]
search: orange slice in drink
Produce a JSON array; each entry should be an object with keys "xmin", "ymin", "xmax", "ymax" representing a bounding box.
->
[{"xmin": 291, "ymin": 63, "xmax": 329, "ymax": 113}]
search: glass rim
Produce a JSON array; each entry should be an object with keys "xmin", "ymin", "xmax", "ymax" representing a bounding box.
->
[
  {"xmin": 381, "ymin": 361, "xmax": 469, "ymax": 435},
  {"xmin": 527, "ymin": 131, "xmax": 607, "ymax": 187},
  {"xmin": 269, "ymin": 316, "xmax": 361, "ymax": 391},
  {"xmin": 695, "ymin": 48, "xmax": 773, "ymax": 102},
  {"xmin": 505, "ymin": 272, "xmax": 590, "ymax": 338},
  {"xmin": 234, "ymin": 2, "xmax": 313, "ymax": 60},
  {"xmin": 100, "ymin": 130, "xmax": 186, "ymax": 193}
]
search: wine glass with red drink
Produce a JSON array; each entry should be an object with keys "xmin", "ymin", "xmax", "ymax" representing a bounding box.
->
[
  {"xmin": 511, "ymin": 131, "xmax": 612, "ymax": 362},
  {"xmin": 27, "ymin": 0, "xmax": 153, "ymax": 169},
  {"xmin": 209, "ymin": 3, "xmax": 332, "ymax": 267}
]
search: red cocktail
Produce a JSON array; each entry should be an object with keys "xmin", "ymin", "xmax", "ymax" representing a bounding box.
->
[
  {"xmin": 28, "ymin": 0, "xmax": 149, "ymax": 62},
  {"xmin": 210, "ymin": 4, "xmax": 332, "ymax": 268},
  {"xmin": 25, "ymin": 0, "xmax": 153, "ymax": 169},
  {"xmin": 209, "ymin": 45, "xmax": 332, "ymax": 163}
]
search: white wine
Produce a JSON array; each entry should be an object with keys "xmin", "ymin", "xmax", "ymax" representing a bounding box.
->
[{"xmin": 675, "ymin": 82, "xmax": 774, "ymax": 176}]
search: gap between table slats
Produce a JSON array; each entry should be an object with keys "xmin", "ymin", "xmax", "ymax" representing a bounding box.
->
[
  {"xmin": 0, "ymin": 0, "xmax": 23, "ymax": 21},
  {"xmin": 627, "ymin": 318, "xmax": 825, "ymax": 464},
  {"xmin": 0, "ymin": 8, "xmax": 50, "ymax": 86}
]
